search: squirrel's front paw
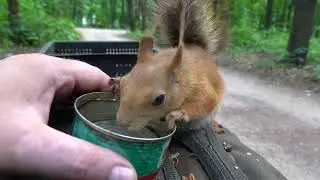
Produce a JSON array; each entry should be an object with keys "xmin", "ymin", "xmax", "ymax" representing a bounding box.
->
[{"xmin": 165, "ymin": 110, "xmax": 190, "ymax": 130}]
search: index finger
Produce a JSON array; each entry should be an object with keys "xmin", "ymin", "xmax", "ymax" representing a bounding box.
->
[{"xmin": 52, "ymin": 56, "xmax": 114, "ymax": 97}]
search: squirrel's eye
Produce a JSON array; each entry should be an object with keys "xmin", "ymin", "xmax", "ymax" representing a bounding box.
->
[{"xmin": 152, "ymin": 94, "xmax": 165, "ymax": 106}]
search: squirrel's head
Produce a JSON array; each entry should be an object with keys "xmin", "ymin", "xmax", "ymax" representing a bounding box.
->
[{"xmin": 113, "ymin": 36, "xmax": 183, "ymax": 130}]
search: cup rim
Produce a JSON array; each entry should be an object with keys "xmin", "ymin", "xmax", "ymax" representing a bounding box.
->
[{"xmin": 74, "ymin": 91, "xmax": 177, "ymax": 143}]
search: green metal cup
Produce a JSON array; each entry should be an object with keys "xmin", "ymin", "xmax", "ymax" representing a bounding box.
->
[{"xmin": 71, "ymin": 92, "xmax": 176, "ymax": 178}]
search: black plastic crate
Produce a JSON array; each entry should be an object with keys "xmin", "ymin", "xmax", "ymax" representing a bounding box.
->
[{"xmin": 40, "ymin": 40, "xmax": 159, "ymax": 77}]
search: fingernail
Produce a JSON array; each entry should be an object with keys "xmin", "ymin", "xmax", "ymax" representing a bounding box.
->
[{"xmin": 108, "ymin": 166, "xmax": 136, "ymax": 180}]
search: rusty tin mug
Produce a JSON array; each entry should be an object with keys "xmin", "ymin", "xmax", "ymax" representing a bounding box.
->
[{"xmin": 71, "ymin": 92, "xmax": 176, "ymax": 179}]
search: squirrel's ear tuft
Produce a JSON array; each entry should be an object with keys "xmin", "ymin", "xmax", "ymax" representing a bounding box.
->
[{"xmin": 137, "ymin": 36, "xmax": 154, "ymax": 64}]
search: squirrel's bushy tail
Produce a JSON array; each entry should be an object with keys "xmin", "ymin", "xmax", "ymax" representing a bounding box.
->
[{"xmin": 153, "ymin": 0, "xmax": 227, "ymax": 54}]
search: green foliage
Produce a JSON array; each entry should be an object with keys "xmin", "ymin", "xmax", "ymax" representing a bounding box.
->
[
  {"xmin": 1, "ymin": 0, "xmax": 81, "ymax": 48},
  {"xmin": 127, "ymin": 30, "xmax": 144, "ymax": 40},
  {"xmin": 19, "ymin": 0, "xmax": 81, "ymax": 45},
  {"xmin": 227, "ymin": 0, "xmax": 320, "ymax": 64},
  {"xmin": 315, "ymin": 64, "xmax": 320, "ymax": 80},
  {"xmin": 310, "ymin": 38, "xmax": 320, "ymax": 61},
  {"xmin": 0, "ymin": 0, "xmax": 12, "ymax": 48},
  {"xmin": 228, "ymin": 0, "xmax": 284, "ymax": 53},
  {"xmin": 0, "ymin": 0, "xmax": 156, "ymax": 49},
  {"xmin": 228, "ymin": 26, "xmax": 290, "ymax": 56},
  {"xmin": 1, "ymin": 0, "xmax": 319, "ymax": 72},
  {"xmin": 0, "ymin": 18, "xmax": 13, "ymax": 49}
]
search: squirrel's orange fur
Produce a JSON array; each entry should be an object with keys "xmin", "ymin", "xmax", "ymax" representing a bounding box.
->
[{"xmin": 110, "ymin": 0, "xmax": 227, "ymax": 132}]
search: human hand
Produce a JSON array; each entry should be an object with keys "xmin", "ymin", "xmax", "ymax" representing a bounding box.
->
[{"xmin": 0, "ymin": 54, "xmax": 137, "ymax": 180}]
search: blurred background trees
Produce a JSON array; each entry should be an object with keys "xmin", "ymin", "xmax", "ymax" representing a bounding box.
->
[{"xmin": 1, "ymin": 0, "xmax": 320, "ymax": 70}]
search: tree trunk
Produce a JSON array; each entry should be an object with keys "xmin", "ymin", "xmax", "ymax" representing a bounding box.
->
[
  {"xmin": 101, "ymin": 0, "xmax": 109, "ymax": 28},
  {"xmin": 110, "ymin": 1, "xmax": 117, "ymax": 28},
  {"xmin": 219, "ymin": 0, "xmax": 231, "ymax": 21},
  {"xmin": 120, "ymin": 0, "xmax": 126, "ymax": 28},
  {"xmin": 287, "ymin": 0, "xmax": 317, "ymax": 65},
  {"xmin": 264, "ymin": 0, "xmax": 273, "ymax": 30},
  {"xmin": 139, "ymin": 0, "xmax": 146, "ymax": 31},
  {"xmin": 72, "ymin": 0, "xmax": 78, "ymax": 23},
  {"xmin": 313, "ymin": 3, "xmax": 320, "ymax": 38},
  {"xmin": 7, "ymin": 0, "xmax": 20, "ymax": 43},
  {"xmin": 212, "ymin": 0, "xmax": 217, "ymax": 14},
  {"xmin": 127, "ymin": 0, "xmax": 136, "ymax": 31},
  {"xmin": 286, "ymin": 2, "xmax": 293, "ymax": 29},
  {"xmin": 315, "ymin": 21, "xmax": 320, "ymax": 38},
  {"xmin": 279, "ymin": 0, "xmax": 289, "ymax": 29},
  {"xmin": 135, "ymin": 0, "xmax": 140, "ymax": 31}
]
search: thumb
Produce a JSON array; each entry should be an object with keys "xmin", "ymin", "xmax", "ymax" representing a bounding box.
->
[{"xmin": 10, "ymin": 125, "xmax": 138, "ymax": 180}]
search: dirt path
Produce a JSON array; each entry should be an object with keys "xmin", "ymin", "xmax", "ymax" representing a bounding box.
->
[
  {"xmin": 217, "ymin": 68, "xmax": 320, "ymax": 180},
  {"xmin": 77, "ymin": 28, "xmax": 129, "ymax": 41},
  {"xmin": 77, "ymin": 28, "xmax": 320, "ymax": 180}
]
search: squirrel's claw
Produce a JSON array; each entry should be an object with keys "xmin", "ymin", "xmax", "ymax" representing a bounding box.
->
[
  {"xmin": 165, "ymin": 110, "xmax": 190, "ymax": 130},
  {"xmin": 109, "ymin": 77, "xmax": 121, "ymax": 98},
  {"xmin": 213, "ymin": 120, "xmax": 225, "ymax": 134}
]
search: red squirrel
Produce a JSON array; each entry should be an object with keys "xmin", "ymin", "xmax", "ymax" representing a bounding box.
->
[{"xmin": 109, "ymin": 0, "xmax": 227, "ymax": 133}]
